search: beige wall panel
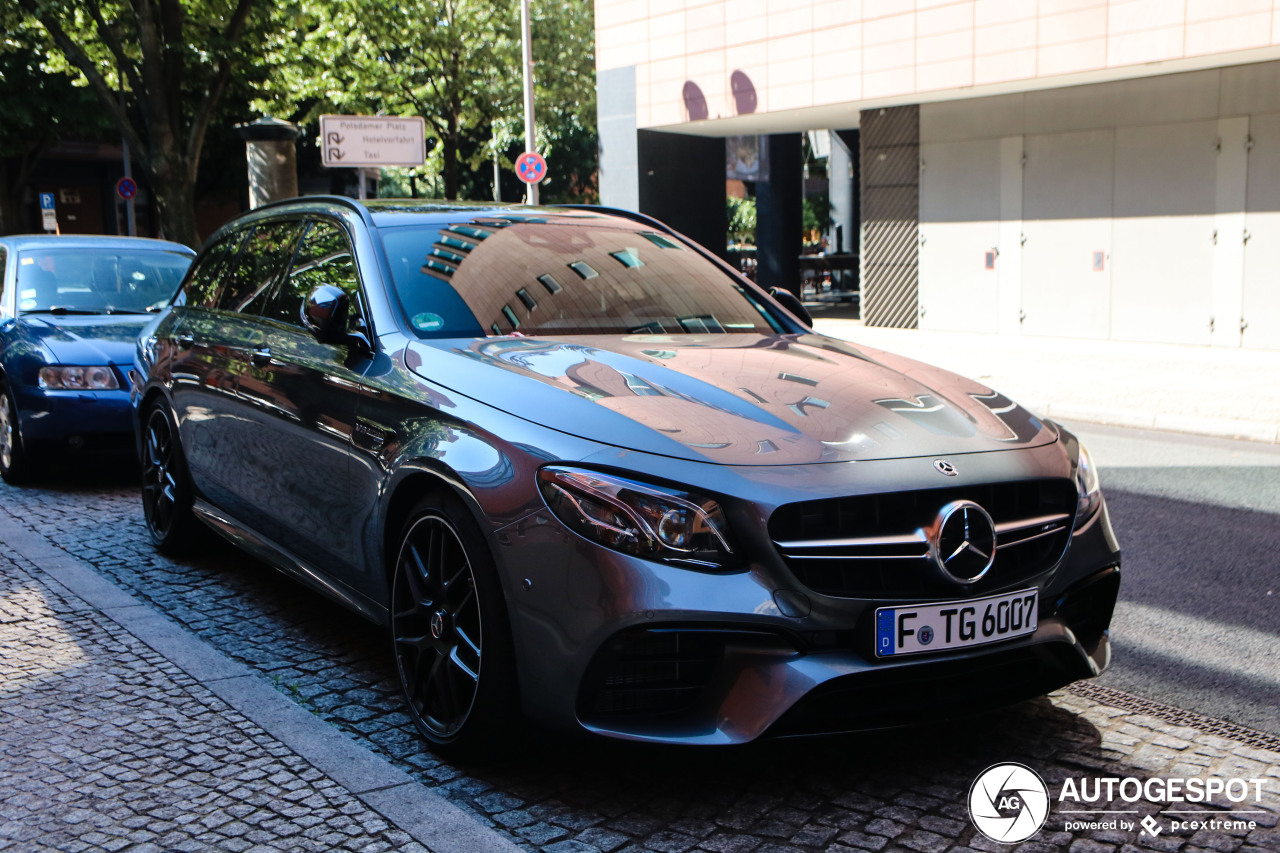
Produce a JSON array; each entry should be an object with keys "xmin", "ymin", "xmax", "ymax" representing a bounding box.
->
[
  {"xmin": 1186, "ymin": 13, "xmax": 1273, "ymax": 57},
  {"xmin": 863, "ymin": 0, "xmax": 914, "ymax": 19},
  {"xmin": 1110, "ymin": 120, "xmax": 1218, "ymax": 345},
  {"xmin": 864, "ymin": 66, "xmax": 917, "ymax": 98},
  {"xmin": 918, "ymin": 58, "xmax": 975, "ymax": 92},
  {"xmin": 1108, "ymin": 0, "xmax": 1186, "ymax": 32},
  {"xmin": 975, "ymin": 18, "xmax": 1037, "ymax": 55},
  {"xmin": 975, "ymin": 0, "xmax": 1035, "ymax": 26},
  {"xmin": 918, "ymin": 2, "xmax": 973, "ymax": 36},
  {"xmin": 1213, "ymin": 116, "xmax": 1249, "ymax": 348},
  {"xmin": 1106, "ymin": 26, "xmax": 1185, "ymax": 66},
  {"xmin": 1020, "ymin": 130, "xmax": 1115, "ymax": 339},
  {"xmin": 1038, "ymin": 6, "xmax": 1109, "ymax": 46},
  {"xmin": 1036, "ymin": 39, "xmax": 1108, "ymax": 76},
  {"xmin": 1187, "ymin": 0, "xmax": 1270, "ymax": 21},
  {"xmin": 1220, "ymin": 60, "xmax": 1280, "ymax": 114},
  {"xmin": 975, "ymin": 50, "xmax": 1038, "ymax": 85},
  {"xmin": 1241, "ymin": 112, "xmax": 1280, "ymax": 349},
  {"xmin": 920, "ymin": 93, "xmax": 1025, "ymax": 142},
  {"xmin": 1023, "ymin": 71, "xmax": 1220, "ymax": 134},
  {"xmin": 918, "ymin": 138, "xmax": 1002, "ymax": 332}
]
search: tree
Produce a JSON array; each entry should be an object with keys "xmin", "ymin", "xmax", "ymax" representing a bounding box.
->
[
  {"xmin": 15, "ymin": 0, "xmax": 259, "ymax": 246},
  {"xmin": 0, "ymin": 15, "xmax": 114, "ymax": 233},
  {"xmin": 254, "ymin": 0, "xmax": 596, "ymax": 203}
]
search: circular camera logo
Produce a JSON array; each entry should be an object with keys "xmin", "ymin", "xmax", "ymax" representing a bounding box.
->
[{"xmin": 968, "ymin": 763, "xmax": 1050, "ymax": 843}]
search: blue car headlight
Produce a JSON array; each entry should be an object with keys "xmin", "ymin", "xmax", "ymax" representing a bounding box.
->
[
  {"xmin": 538, "ymin": 466, "xmax": 736, "ymax": 569},
  {"xmin": 38, "ymin": 365, "xmax": 120, "ymax": 391}
]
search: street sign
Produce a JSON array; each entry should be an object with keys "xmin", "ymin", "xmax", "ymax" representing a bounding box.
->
[
  {"xmin": 516, "ymin": 151, "xmax": 546, "ymax": 184},
  {"xmin": 116, "ymin": 177, "xmax": 138, "ymax": 200},
  {"xmin": 39, "ymin": 193, "xmax": 55, "ymax": 210},
  {"xmin": 319, "ymin": 115, "xmax": 426, "ymax": 168},
  {"xmin": 42, "ymin": 209, "xmax": 57, "ymax": 232}
]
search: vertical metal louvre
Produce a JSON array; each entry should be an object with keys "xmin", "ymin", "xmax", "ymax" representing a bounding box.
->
[{"xmin": 860, "ymin": 106, "xmax": 920, "ymax": 329}]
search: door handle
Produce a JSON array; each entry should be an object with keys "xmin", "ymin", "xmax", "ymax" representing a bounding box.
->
[
  {"xmin": 176, "ymin": 334, "xmax": 195, "ymax": 349},
  {"xmin": 250, "ymin": 346, "xmax": 272, "ymax": 366}
]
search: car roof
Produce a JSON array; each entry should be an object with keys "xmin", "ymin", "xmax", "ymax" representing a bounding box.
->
[
  {"xmin": 0, "ymin": 234, "xmax": 195, "ymax": 254},
  {"xmin": 218, "ymin": 196, "xmax": 661, "ymax": 235}
]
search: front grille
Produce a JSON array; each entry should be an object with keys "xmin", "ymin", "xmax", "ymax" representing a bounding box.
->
[
  {"xmin": 578, "ymin": 629, "xmax": 724, "ymax": 721},
  {"xmin": 768, "ymin": 480, "xmax": 1077, "ymax": 599}
]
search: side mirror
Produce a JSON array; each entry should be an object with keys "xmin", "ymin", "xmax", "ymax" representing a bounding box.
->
[
  {"xmin": 302, "ymin": 285, "xmax": 350, "ymax": 344},
  {"xmin": 769, "ymin": 286, "xmax": 813, "ymax": 328}
]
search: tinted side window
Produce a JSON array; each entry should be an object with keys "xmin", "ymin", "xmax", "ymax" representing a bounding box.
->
[
  {"xmin": 217, "ymin": 220, "xmax": 305, "ymax": 314},
  {"xmin": 180, "ymin": 230, "xmax": 244, "ymax": 309},
  {"xmin": 266, "ymin": 219, "xmax": 363, "ymax": 330}
]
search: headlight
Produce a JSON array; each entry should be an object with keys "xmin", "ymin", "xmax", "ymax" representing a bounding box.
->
[
  {"xmin": 1074, "ymin": 442, "xmax": 1102, "ymax": 530},
  {"xmin": 538, "ymin": 466, "xmax": 735, "ymax": 569},
  {"xmin": 38, "ymin": 365, "xmax": 120, "ymax": 390}
]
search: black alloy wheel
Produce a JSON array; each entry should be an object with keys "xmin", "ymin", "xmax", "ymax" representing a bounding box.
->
[
  {"xmin": 0, "ymin": 383, "xmax": 34, "ymax": 485},
  {"xmin": 141, "ymin": 403, "xmax": 198, "ymax": 554},
  {"xmin": 391, "ymin": 499, "xmax": 516, "ymax": 756}
]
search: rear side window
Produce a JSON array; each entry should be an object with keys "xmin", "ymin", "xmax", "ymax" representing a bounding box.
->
[
  {"xmin": 180, "ymin": 230, "xmax": 245, "ymax": 309},
  {"xmin": 264, "ymin": 219, "xmax": 362, "ymax": 330},
  {"xmin": 216, "ymin": 220, "xmax": 305, "ymax": 314}
]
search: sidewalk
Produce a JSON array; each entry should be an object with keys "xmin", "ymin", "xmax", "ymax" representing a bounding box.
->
[
  {"xmin": 811, "ymin": 313, "xmax": 1280, "ymax": 443},
  {"xmin": 0, "ymin": 514, "xmax": 520, "ymax": 853}
]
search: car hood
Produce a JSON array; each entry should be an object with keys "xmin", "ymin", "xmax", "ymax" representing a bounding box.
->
[
  {"xmin": 407, "ymin": 333, "xmax": 1055, "ymax": 465},
  {"xmin": 17, "ymin": 314, "xmax": 152, "ymax": 366}
]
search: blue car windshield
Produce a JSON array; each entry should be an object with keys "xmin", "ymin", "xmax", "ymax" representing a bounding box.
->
[
  {"xmin": 379, "ymin": 217, "xmax": 782, "ymax": 338},
  {"xmin": 16, "ymin": 248, "xmax": 191, "ymax": 314}
]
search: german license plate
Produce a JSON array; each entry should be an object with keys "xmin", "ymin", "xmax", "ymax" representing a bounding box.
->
[{"xmin": 874, "ymin": 589, "xmax": 1038, "ymax": 657}]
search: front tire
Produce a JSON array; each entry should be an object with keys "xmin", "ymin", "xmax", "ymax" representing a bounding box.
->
[
  {"xmin": 390, "ymin": 497, "xmax": 518, "ymax": 758},
  {"xmin": 0, "ymin": 383, "xmax": 36, "ymax": 485},
  {"xmin": 140, "ymin": 402, "xmax": 199, "ymax": 554}
]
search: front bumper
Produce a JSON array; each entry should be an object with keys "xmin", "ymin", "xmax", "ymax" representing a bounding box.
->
[
  {"xmin": 12, "ymin": 385, "xmax": 135, "ymax": 455},
  {"xmin": 494, "ymin": 454, "xmax": 1121, "ymax": 745}
]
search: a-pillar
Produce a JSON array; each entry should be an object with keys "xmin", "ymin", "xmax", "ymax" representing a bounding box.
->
[{"xmin": 755, "ymin": 133, "xmax": 803, "ymax": 296}]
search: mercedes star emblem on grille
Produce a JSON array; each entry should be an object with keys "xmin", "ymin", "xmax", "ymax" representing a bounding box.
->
[
  {"xmin": 932, "ymin": 500, "xmax": 997, "ymax": 584},
  {"xmin": 934, "ymin": 459, "xmax": 958, "ymax": 476}
]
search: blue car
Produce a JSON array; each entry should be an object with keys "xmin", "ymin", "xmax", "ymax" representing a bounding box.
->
[{"xmin": 0, "ymin": 234, "xmax": 193, "ymax": 483}]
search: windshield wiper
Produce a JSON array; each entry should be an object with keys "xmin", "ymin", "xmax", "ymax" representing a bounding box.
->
[{"xmin": 24, "ymin": 306, "xmax": 108, "ymax": 316}]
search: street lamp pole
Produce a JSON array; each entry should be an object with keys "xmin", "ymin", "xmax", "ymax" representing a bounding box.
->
[{"xmin": 520, "ymin": 0, "xmax": 538, "ymax": 205}]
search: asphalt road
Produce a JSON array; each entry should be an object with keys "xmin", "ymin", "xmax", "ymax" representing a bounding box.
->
[{"xmin": 1065, "ymin": 421, "xmax": 1280, "ymax": 736}]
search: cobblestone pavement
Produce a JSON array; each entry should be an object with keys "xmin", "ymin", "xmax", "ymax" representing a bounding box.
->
[
  {"xmin": 2, "ymin": 469, "xmax": 1278, "ymax": 853},
  {"xmin": 0, "ymin": 538, "xmax": 429, "ymax": 852}
]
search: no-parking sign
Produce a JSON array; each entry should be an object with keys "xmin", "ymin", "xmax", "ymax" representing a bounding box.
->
[{"xmin": 515, "ymin": 151, "xmax": 547, "ymax": 184}]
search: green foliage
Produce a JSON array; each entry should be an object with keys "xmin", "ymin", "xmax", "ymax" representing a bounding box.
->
[
  {"xmin": 802, "ymin": 194, "xmax": 831, "ymax": 238},
  {"xmin": 13, "ymin": 0, "xmax": 270, "ymax": 245},
  {"xmin": 727, "ymin": 195, "xmax": 756, "ymax": 246},
  {"xmin": 255, "ymin": 0, "xmax": 596, "ymax": 202}
]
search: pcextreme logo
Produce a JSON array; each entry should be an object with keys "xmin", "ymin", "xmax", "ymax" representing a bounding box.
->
[{"xmin": 967, "ymin": 765, "xmax": 1271, "ymax": 844}]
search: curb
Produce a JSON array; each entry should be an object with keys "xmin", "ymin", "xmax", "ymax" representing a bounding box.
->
[{"xmin": 0, "ymin": 511, "xmax": 523, "ymax": 853}]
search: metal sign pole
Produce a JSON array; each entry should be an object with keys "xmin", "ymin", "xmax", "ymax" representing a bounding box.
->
[
  {"xmin": 119, "ymin": 61, "xmax": 136, "ymax": 236},
  {"xmin": 520, "ymin": 0, "xmax": 538, "ymax": 206}
]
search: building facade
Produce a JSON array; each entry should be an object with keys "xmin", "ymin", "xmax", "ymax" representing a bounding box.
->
[{"xmin": 595, "ymin": 0, "xmax": 1280, "ymax": 351}]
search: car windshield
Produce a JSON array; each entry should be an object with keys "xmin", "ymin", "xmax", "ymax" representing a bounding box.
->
[
  {"xmin": 379, "ymin": 215, "xmax": 781, "ymax": 338},
  {"xmin": 16, "ymin": 247, "xmax": 191, "ymax": 315}
]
